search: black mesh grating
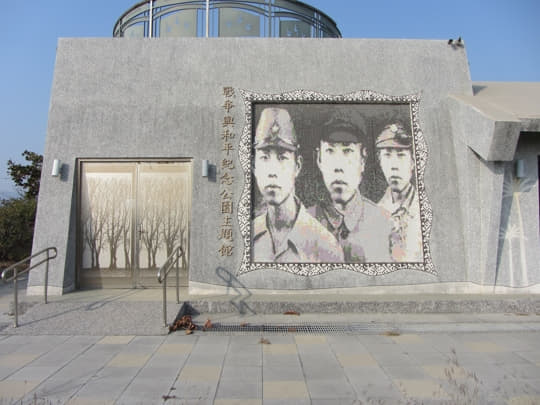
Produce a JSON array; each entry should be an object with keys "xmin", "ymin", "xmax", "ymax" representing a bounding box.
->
[{"xmin": 196, "ymin": 322, "xmax": 396, "ymax": 335}]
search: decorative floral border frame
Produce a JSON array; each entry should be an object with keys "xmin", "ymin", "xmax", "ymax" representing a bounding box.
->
[{"xmin": 237, "ymin": 89, "xmax": 435, "ymax": 276}]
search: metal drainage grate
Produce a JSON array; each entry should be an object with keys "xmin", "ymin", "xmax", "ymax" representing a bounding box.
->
[{"xmin": 197, "ymin": 322, "xmax": 394, "ymax": 335}]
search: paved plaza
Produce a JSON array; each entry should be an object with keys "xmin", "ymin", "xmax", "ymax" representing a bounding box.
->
[{"xmin": 0, "ymin": 283, "xmax": 539, "ymax": 404}]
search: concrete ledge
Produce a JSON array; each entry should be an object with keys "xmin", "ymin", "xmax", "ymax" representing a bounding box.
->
[{"xmin": 448, "ymin": 94, "xmax": 522, "ymax": 161}]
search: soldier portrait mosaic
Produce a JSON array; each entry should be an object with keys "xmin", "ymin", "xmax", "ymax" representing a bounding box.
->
[{"xmin": 237, "ymin": 90, "xmax": 434, "ymax": 276}]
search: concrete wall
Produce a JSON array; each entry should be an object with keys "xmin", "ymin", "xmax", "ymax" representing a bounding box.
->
[{"xmin": 27, "ymin": 37, "xmax": 538, "ymax": 295}]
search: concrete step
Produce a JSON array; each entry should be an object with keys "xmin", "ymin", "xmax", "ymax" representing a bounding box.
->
[
  {"xmin": 183, "ymin": 293, "xmax": 540, "ymax": 315},
  {"xmin": 1, "ymin": 287, "xmax": 539, "ymax": 336}
]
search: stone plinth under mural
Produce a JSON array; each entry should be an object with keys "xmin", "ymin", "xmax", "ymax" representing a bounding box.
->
[{"xmin": 27, "ymin": 37, "xmax": 540, "ymax": 297}]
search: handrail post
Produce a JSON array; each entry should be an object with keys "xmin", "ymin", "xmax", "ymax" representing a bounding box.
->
[
  {"xmin": 163, "ymin": 269, "xmax": 168, "ymax": 327},
  {"xmin": 175, "ymin": 247, "xmax": 180, "ymax": 304},
  {"xmin": 44, "ymin": 249, "xmax": 49, "ymax": 304},
  {"xmin": 13, "ymin": 266, "xmax": 18, "ymax": 328}
]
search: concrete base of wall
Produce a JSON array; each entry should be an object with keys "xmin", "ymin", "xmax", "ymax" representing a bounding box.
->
[
  {"xmin": 183, "ymin": 294, "xmax": 540, "ymax": 314},
  {"xmin": 26, "ymin": 284, "xmax": 74, "ymax": 297},
  {"xmin": 189, "ymin": 281, "xmax": 540, "ymax": 295}
]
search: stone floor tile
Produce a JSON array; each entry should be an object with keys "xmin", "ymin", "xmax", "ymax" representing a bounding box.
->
[
  {"xmin": 327, "ymin": 341, "xmax": 369, "ymax": 355},
  {"xmin": 195, "ymin": 335, "xmax": 231, "ymax": 345},
  {"xmin": 215, "ymin": 378, "xmax": 262, "ymax": 399},
  {"xmin": 92, "ymin": 364, "xmax": 141, "ymax": 380},
  {"xmin": 301, "ymin": 364, "xmax": 344, "ymax": 380},
  {"xmin": 30, "ymin": 343, "xmax": 94, "ymax": 367},
  {"xmin": 336, "ymin": 352, "xmax": 378, "ymax": 367},
  {"xmin": 190, "ymin": 344, "xmax": 229, "ymax": 357},
  {"xmin": 228, "ymin": 342, "xmax": 262, "ymax": 353},
  {"xmin": 155, "ymin": 342, "xmax": 194, "ymax": 355},
  {"xmin": 171, "ymin": 379, "xmax": 218, "ymax": 399},
  {"xmin": 349, "ymin": 379, "xmax": 402, "ymax": 400},
  {"xmin": 146, "ymin": 349, "xmax": 189, "ymax": 364},
  {"xmin": 356, "ymin": 335, "xmax": 395, "ymax": 346},
  {"xmin": 129, "ymin": 335, "xmax": 165, "ymax": 345},
  {"xmin": 228, "ymin": 336, "xmax": 268, "ymax": 346},
  {"xmin": 164, "ymin": 333, "xmax": 199, "ymax": 342},
  {"xmin": 135, "ymin": 362, "xmax": 185, "ymax": 380},
  {"xmin": 325, "ymin": 335, "xmax": 363, "ymax": 345},
  {"xmin": 305, "ymin": 378, "xmax": 356, "ymax": 399},
  {"xmin": 359, "ymin": 342, "xmax": 404, "ymax": 355},
  {"xmin": 294, "ymin": 335, "xmax": 327, "ymax": 345},
  {"xmin": 66, "ymin": 398, "xmax": 115, "ymax": 405},
  {"xmin": 389, "ymin": 333, "xmax": 425, "ymax": 345},
  {"xmin": 119, "ymin": 376, "xmax": 176, "ymax": 401},
  {"xmin": 179, "ymin": 365, "xmax": 222, "ymax": 381},
  {"xmin": 0, "ymin": 352, "xmax": 40, "ymax": 367},
  {"xmin": 486, "ymin": 351, "xmax": 535, "ymax": 365},
  {"xmin": 497, "ymin": 363, "xmax": 540, "ymax": 380},
  {"xmin": 370, "ymin": 351, "xmax": 415, "ymax": 366},
  {"xmin": 263, "ymin": 380, "xmax": 309, "ymax": 400},
  {"xmin": 185, "ymin": 352, "xmax": 227, "ymax": 365},
  {"xmin": 0, "ymin": 380, "xmax": 40, "ymax": 400},
  {"xmin": 382, "ymin": 365, "xmax": 427, "ymax": 379},
  {"xmin": 262, "ymin": 399, "xmax": 311, "ymax": 405},
  {"xmin": 7, "ymin": 365, "xmax": 59, "ymax": 382},
  {"xmin": 262, "ymin": 355, "xmax": 301, "ymax": 368},
  {"xmin": 262, "ymin": 344, "xmax": 297, "ymax": 355},
  {"xmin": 298, "ymin": 354, "xmax": 340, "ymax": 370},
  {"xmin": 394, "ymin": 378, "xmax": 449, "ymax": 400},
  {"xmin": 214, "ymin": 399, "xmax": 262, "ymax": 405},
  {"xmin": 257, "ymin": 336, "xmax": 295, "ymax": 345},
  {"xmin": 221, "ymin": 365, "xmax": 262, "ymax": 381},
  {"xmin": 522, "ymin": 379, "xmax": 540, "ymax": 394},
  {"xmin": 516, "ymin": 351, "xmax": 540, "ymax": 363},
  {"xmin": 343, "ymin": 364, "xmax": 389, "ymax": 382},
  {"xmin": 0, "ymin": 341, "xmax": 20, "ymax": 356},
  {"xmin": 75, "ymin": 376, "xmax": 134, "ymax": 400},
  {"xmin": 0, "ymin": 366, "xmax": 17, "ymax": 380},
  {"xmin": 407, "ymin": 350, "xmax": 450, "ymax": 365},
  {"xmin": 97, "ymin": 336, "xmax": 134, "ymax": 345},
  {"xmin": 463, "ymin": 341, "xmax": 506, "ymax": 353},
  {"xmin": 224, "ymin": 351, "xmax": 263, "ymax": 366},
  {"xmin": 420, "ymin": 333, "xmax": 461, "ymax": 351},
  {"xmin": 422, "ymin": 363, "xmax": 470, "ymax": 380},
  {"xmin": 445, "ymin": 350, "xmax": 492, "ymax": 366},
  {"xmin": 106, "ymin": 352, "xmax": 150, "ymax": 368},
  {"xmin": 507, "ymin": 394, "xmax": 540, "ymax": 405},
  {"xmin": 263, "ymin": 365, "xmax": 304, "ymax": 381}
]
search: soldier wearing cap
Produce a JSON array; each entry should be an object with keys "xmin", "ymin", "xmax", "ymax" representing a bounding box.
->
[
  {"xmin": 308, "ymin": 116, "xmax": 393, "ymax": 263},
  {"xmin": 376, "ymin": 123, "xmax": 422, "ymax": 262},
  {"xmin": 251, "ymin": 107, "xmax": 343, "ymax": 264}
]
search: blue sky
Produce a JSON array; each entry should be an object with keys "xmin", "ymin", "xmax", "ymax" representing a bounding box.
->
[{"xmin": 1, "ymin": 0, "xmax": 539, "ymax": 197}]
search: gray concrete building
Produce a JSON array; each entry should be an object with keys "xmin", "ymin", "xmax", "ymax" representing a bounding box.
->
[{"xmin": 28, "ymin": 0, "xmax": 540, "ymax": 296}]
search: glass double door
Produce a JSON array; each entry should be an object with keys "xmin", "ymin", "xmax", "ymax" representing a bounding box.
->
[{"xmin": 79, "ymin": 161, "xmax": 191, "ymax": 288}]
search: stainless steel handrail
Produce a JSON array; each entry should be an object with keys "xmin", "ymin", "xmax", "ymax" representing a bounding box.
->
[
  {"xmin": 1, "ymin": 247, "xmax": 58, "ymax": 327},
  {"xmin": 157, "ymin": 246, "xmax": 184, "ymax": 327}
]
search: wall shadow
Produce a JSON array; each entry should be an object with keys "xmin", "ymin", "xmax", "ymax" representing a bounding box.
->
[{"xmin": 216, "ymin": 267, "xmax": 255, "ymax": 315}]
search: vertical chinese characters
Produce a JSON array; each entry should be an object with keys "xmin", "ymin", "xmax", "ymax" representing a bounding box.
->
[{"xmin": 219, "ymin": 87, "xmax": 236, "ymax": 257}]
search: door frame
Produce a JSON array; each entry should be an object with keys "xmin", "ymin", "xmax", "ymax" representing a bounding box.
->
[{"xmin": 75, "ymin": 158, "xmax": 192, "ymax": 289}]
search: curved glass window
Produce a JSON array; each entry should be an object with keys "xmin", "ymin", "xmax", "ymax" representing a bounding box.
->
[{"xmin": 113, "ymin": 0, "xmax": 341, "ymax": 38}]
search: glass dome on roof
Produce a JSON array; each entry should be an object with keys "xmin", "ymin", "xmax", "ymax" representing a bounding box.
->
[{"xmin": 114, "ymin": 0, "xmax": 341, "ymax": 38}]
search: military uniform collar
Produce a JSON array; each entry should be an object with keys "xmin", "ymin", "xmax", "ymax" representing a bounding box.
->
[
  {"xmin": 252, "ymin": 198, "xmax": 309, "ymax": 259},
  {"xmin": 322, "ymin": 191, "xmax": 364, "ymax": 234},
  {"xmin": 380, "ymin": 183, "xmax": 416, "ymax": 215}
]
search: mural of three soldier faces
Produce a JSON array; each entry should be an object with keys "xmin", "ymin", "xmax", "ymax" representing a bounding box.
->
[{"xmin": 251, "ymin": 104, "xmax": 423, "ymax": 264}]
